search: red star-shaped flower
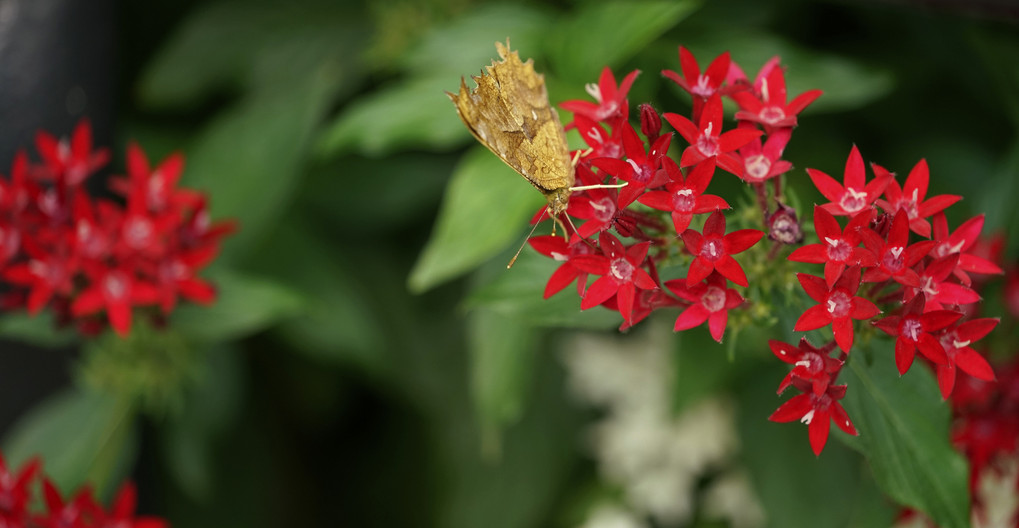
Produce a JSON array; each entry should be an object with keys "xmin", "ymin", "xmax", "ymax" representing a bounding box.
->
[
  {"xmin": 528, "ymin": 234, "xmax": 597, "ymax": 299},
  {"xmin": 859, "ymin": 210, "xmax": 937, "ymax": 287},
  {"xmin": 935, "ymin": 318, "xmax": 999, "ymax": 399},
  {"xmin": 680, "ymin": 210, "xmax": 763, "ymax": 287},
  {"xmin": 590, "ymin": 123, "xmax": 673, "ymax": 207},
  {"xmin": 637, "ymin": 158, "xmax": 729, "ymax": 234},
  {"xmin": 769, "ymin": 379, "xmax": 858, "ymax": 456},
  {"xmin": 34, "ymin": 119, "xmax": 110, "ymax": 187},
  {"xmin": 731, "ymin": 65, "xmax": 823, "ymax": 132},
  {"xmin": 875, "ymin": 159, "xmax": 960, "ymax": 238},
  {"xmin": 661, "ymin": 47, "xmax": 737, "ymax": 121},
  {"xmin": 737, "ymin": 126, "xmax": 793, "ymax": 183},
  {"xmin": 931, "ymin": 213, "xmax": 1003, "ymax": 285},
  {"xmin": 872, "ymin": 295, "xmax": 961, "ymax": 375},
  {"xmin": 664, "ymin": 94, "xmax": 762, "ymax": 177},
  {"xmin": 72, "ymin": 263, "xmax": 160, "ymax": 336},
  {"xmin": 907, "ymin": 254, "xmax": 980, "ymax": 312},
  {"xmin": 0, "ymin": 453, "xmax": 40, "ymax": 526},
  {"xmin": 570, "ymin": 231, "xmax": 658, "ymax": 324},
  {"xmin": 560, "ymin": 67, "xmax": 640, "ymax": 124},
  {"xmin": 788, "ymin": 206, "xmax": 875, "ymax": 287},
  {"xmin": 808, "ymin": 145, "xmax": 892, "ymax": 216},
  {"xmin": 666, "ymin": 271, "xmax": 744, "ymax": 342},
  {"xmin": 794, "ymin": 267, "xmax": 880, "ymax": 352},
  {"xmin": 769, "ymin": 338, "xmax": 843, "ymax": 396}
]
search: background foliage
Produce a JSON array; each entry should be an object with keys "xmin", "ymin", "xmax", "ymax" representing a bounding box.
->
[{"xmin": 1, "ymin": 0, "xmax": 1018, "ymax": 526}]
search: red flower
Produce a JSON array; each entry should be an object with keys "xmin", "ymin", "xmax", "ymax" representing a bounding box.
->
[
  {"xmin": 769, "ymin": 380, "xmax": 858, "ymax": 456},
  {"xmin": 663, "ymin": 94, "xmax": 762, "ymax": 177},
  {"xmin": 680, "ymin": 210, "xmax": 763, "ymax": 287},
  {"xmin": 2, "ymin": 237, "xmax": 78, "ymax": 314},
  {"xmin": 0, "ymin": 453, "xmax": 40, "ymax": 525},
  {"xmin": 661, "ymin": 47, "xmax": 735, "ymax": 121},
  {"xmin": 96, "ymin": 482, "xmax": 170, "ymax": 528},
  {"xmin": 34, "ymin": 478, "xmax": 99, "ymax": 528},
  {"xmin": 637, "ymin": 158, "xmax": 729, "ymax": 234},
  {"xmin": 571, "ymin": 114, "xmax": 623, "ymax": 161},
  {"xmin": 666, "ymin": 271, "xmax": 744, "ymax": 342},
  {"xmin": 590, "ymin": 123, "xmax": 672, "ymax": 208},
  {"xmin": 731, "ymin": 65, "xmax": 823, "ymax": 132},
  {"xmin": 794, "ymin": 267, "xmax": 880, "ymax": 352},
  {"xmin": 907, "ymin": 254, "xmax": 980, "ymax": 311},
  {"xmin": 875, "ymin": 159, "xmax": 960, "ymax": 238},
  {"xmin": 859, "ymin": 210, "xmax": 937, "ymax": 287},
  {"xmin": 931, "ymin": 213, "xmax": 1003, "ymax": 285},
  {"xmin": 808, "ymin": 145, "xmax": 892, "ymax": 216},
  {"xmin": 34, "ymin": 119, "xmax": 110, "ymax": 187},
  {"xmin": 737, "ymin": 127, "xmax": 793, "ymax": 183},
  {"xmin": 560, "ymin": 67, "xmax": 640, "ymax": 124},
  {"xmin": 71, "ymin": 264, "xmax": 161, "ymax": 336},
  {"xmin": 935, "ymin": 318, "xmax": 999, "ymax": 399},
  {"xmin": 769, "ymin": 338, "xmax": 843, "ymax": 396},
  {"xmin": 872, "ymin": 296, "xmax": 961, "ymax": 375},
  {"xmin": 788, "ymin": 206, "xmax": 875, "ymax": 287},
  {"xmin": 565, "ymin": 164, "xmax": 622, "ymax": 240},
  {"xmin": 571, "ymin": 232, "xmax": 658, "ymax": 324},
  {"xmin": 529, "ymin": 234, "xmax": 596, "ymax": 299}
]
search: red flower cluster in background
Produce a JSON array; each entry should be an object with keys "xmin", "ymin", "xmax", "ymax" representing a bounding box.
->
[
  {"xmin": 524, "ymin": 46, "xmax": 1005, "ymax": 457},
  {"xmin": 0, "ymin": 120, "xmax": 235, "ymax": 337},
  {"xmin": 0, "ymin": 450, "xmax": 167, "ymax": 527}
]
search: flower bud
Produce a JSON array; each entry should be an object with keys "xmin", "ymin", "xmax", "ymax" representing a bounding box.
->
[
  {"xmin": 639, "ymin": 103, "xmax": 661, "ymax": 142},
  {"xmin": 767, "ymin": 203, "xmax": 803, "ymax": 245}
]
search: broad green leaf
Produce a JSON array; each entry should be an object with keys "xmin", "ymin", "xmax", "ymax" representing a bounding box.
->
[
  {"xmin": 408, "ymin": 147, "xmax": 544, "ymax": 293},
  {"xmin": 171, "ymin": 271, "xmax": 304, "ymax": 343},
  {"xmin": 736, "ymin": 362, "xmax": 892, "ymax": 528},
  {"xmin": 397, "ymin": 4, "xmax": 552, "ymax": 77},
  {"xmin": 839, "ymin": 347, "xmax": 970, "ymax": 528},
  {"xmin": 468, "ymin": 310, "xmax": 537, "ymax": 439},
  {"xmin": 547, "ymin": 1, "xmax": 701, "ymax": 83},
  {"xmin": 0, "ymin": 312, "xmax": 77, "ymax": 348},
  {"xmin": 182, "ymin": 67, "xmax": 340, "ymax": 258},
  {"xmin": 161, "ymin": 345, "xmax": 244, "ymax": 501},
  {"xmin": 671, "ymin": 330, "xmax": 733, "ymax": 413},
  {"xmin": 316, "ymin": 77, "xmax": 469, "ymax": 157},
  {"xmin": 137, "ymin": 0, "xmax": 359, "ymax": 108},
  {"xmin": 253, "ymin": 219, "xmax": 387, "ymax": 374},
  {"xmin": 464, "ymin": 248, "xmax": 621, "ymax": 330},
  {"xmin": 680, "ymin": 31, "xmax": 894, "ymax": 113},
  {"xmin": 3, "ymin": 387, "xmax": 137, "ymax": 500}
]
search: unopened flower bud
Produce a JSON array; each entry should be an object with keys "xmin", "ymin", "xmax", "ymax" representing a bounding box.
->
[
  {"xmin": 639, "ymin": 103, "xmax": 661, "ymax": 142},
  {"xmin": 767, "ymin": 203, "xmax": 803, "ymax": 245}
]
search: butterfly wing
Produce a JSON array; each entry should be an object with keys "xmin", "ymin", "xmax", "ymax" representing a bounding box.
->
[{"xmin": 447, "ymin": 42, "xmax": 575, "ymax": 199}]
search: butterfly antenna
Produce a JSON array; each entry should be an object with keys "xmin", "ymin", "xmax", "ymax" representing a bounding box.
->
[
  {"xmin": 508, "ymin": 210, "xmax": 546, "ymax": 269},
  {"xmin": 570, "ymin": 181, "xmax": 628, "ymax": 192}
]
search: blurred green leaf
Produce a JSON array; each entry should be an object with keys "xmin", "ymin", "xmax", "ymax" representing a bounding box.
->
[
  {"xmin": 397, "ymin": 4, "xmax": 552, "ymax": 77},
  {"xmin": 137, "ymin": 0, "xmax": 360, "ymax": 108},
  {"xmin": 839, "ymin": 346, "xmax": 970, "ymax": 528},
  {"xmin": 162, "ymin": 345, "xmax": 244, "ymax": 501},
  {"xmin": 468, "ymin": 310, "xmax": 537, "ymax": 442},
  {"xmin": 183, "ymin": 67, "xmax": 340, "ymax": 258},
  {"xmin": 671, "ymin": 330, "xmax": 733, "ymax": 413},
  {"xmin": 172, "ymin": 270, "xmax": 304, "ymax": 343},
  {"xmin": 464, "ymin": 249, "xmax": 621, "ymax": 330},
  {"xmin": 736, "ymin": 362, "xmax": 893, "ymax": 528},
  {"xmin": 316, "ymin": 77, "xmax": 468, "ymax": 157},
  {"xmin": 253, "ymin": 218, "xmax": 387, "ymax": 374},
  {"xmin": 682, "ymin": 31, "xmax": 894, "ymax": 113},
  {"xmin": 408, "ymin": 147, "xmax": 544, "ymax": 293},
  {"xmin": 548, "ymin": 1, "xmax": 701, "ymax": 83},
  {"xmin": 3, "ymin": 387, "xmax": 137, "ymax": 500},
  {"xmin": 0, "ymin": 312, "xmax": 77, "ymax": 349}
]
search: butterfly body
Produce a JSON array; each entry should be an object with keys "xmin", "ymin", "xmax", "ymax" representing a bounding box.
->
[{"xmin": 447, "ymin": 41, "xmax": 575, "ymax": 216}]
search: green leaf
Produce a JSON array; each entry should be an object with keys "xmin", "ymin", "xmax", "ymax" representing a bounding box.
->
[
  {"xmin": 408, "ymin": 147, "xmax": 544, "ymax": 293},
  {"xmin": 547, "ymin": 1, "xmax": 701, "ymax": 83},
  {"xmin": 0, "ymin": 312, "xmax": 77, "ymax": 348},
  {"xmin": 137, "ymin": 0, "xmax": 360, "ymax": 108},
  {"xmin": 464, "ymin": 248, "xmax": 622, "ymax": 330},
  {"xmin": 181, "ymin": 66, "xmax": 340, "ymax": 259},
  {"xmin": 3, "ymin": 387, "xmax": 137, "ymax": 500},
  {"xmin": 397, "ymin": 4, "xmax": 552, "ymax": 77},
  {"xmin": 839, "ymin": 346, "xmax": 970, "ymax": 528},
  {"xmin": 171, "ymin": 271, "xmax": 304, "ymax": 343},
  {"xmin": 468, "ymin": 310, "xmax": 538, "ymax": 443}
]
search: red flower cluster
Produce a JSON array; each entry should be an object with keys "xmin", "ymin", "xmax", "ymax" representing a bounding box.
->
[
  {"xmin": 523, "ymin": 46, "xmax": 1004, "ymax": 458},
  {"xmin": 0, "ymin": 450, "xmax": 167, "ymax": 527},
  {"xmin": 532, "ymin": 46, "xmax": 821, "ymax": 341},
  {"xmin": 0, "ymin": 120, "xmax": 235, "ymax": 337},
  {"xmin": 771, "ymin": 146, "xmax": 1002, "ymax": 455}
]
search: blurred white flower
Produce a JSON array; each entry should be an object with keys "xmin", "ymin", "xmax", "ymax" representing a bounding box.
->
[
  {"xmin": 702, "ymin": 470, "xmax": 766, "ymax": 528},
  {"xmin": 579, "ymin": 505, "xmax": 648, "ymax": 528}
]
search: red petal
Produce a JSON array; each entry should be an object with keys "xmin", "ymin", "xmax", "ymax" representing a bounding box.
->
[
  {"xmin": 895, "ymin": 338, "xmax": 917, "ymax": 374},
  {"xmin": 937, "ymin": 363, "xmax": 956, "ymax": 399},
  {"xmin": 831, "ymin": 402, "xmax": 857, "ymax": 436},
  {"xmin": 581, "ymin": 276, "xmax": 617, "ymax": 310},
  {"xmin": 718, "ymin": 129, "xmax": 763, "ymax": 153},
  {"xmin": 544, "ymin": 265, "xmax": 579, "ymax": 299},
  {"xmin": 638, "ymin": 191, "xmax": 673, "ymax": 211},
  {"xmin": 787, "ymin": 89, "xmax": 823, "ymax": 115},
  {"xmin": 679, "ymin": 46, "xmax": 700, "ymax": 85},
  {"xmin": 663, "ymin": 112, "xmax": 700, "ymax": 144},
  {"xmin": 632, "ymin": 267, "xmax": 658, "ymax": 290},
  {"xmin": 108, "ymin": 298, "xmax": 132, "ymax": 337},
  {"xmin": 769, "ymin": 393, "xmax": 812, "ymax": 423},
  {"xmin": 685, "ymin": 158, "xmax": 716, "ymax": 194},
  {"xmin": 937, "ymin": 283, "xmax": 980, "ymax": 305},
  {"xmin": 675, "ymin": 304, "xmax": 709, "ymax": 331},
  {"xmin": 715, "ymin": 255, "xmax": 749, "ymax": 287},
  {"xmin": 570, "ymin": 255, "xmax": 610, "ymax": 275},
  {"xmin": 850, "ymin": 297, "xmax": 880, "ymax": 320},
  {"xmin": 832, "ymin": 317, "xmax": 854, "ymax": 352},
  {"xmin": 918, "ymin": 194, "xmax": 962, "ymax": 219},
  {"xmin": 797, "ymin": 273, "xmax": 829, "ymax": 303},
  {"xmin": 954, "ymin": 347, "xmax": 996, "ymax": 381},
  {"xmin": 707, "ymin": 310, "xmax": 728, "ymax": 343},
  {"xmin": 687, "ymin": 256, "xmax": 715, "ymax": 286},
  {"xmin": 704, "ymin": 51, "xmax": 730, "ymax": 89},
  {"xmin": 616, "ymin": 282, "xmax": 636, "ymax": 323},
  {"xmin": 812, "ymin": 205, "xmax": 842, "ymax": 240},
  {"xmin": 807, "ymin": 169, "xmax": 845, "ymax": 203},
  {"xmin": 788, "ymin": 244, "xmax": 827, "ymax": 264},
  {"xmin": 693, "ymin": 195, "xmax": 729, "ymax": 214},
  {"xmin": 724, "ymin": 229, "xmax": 764, "ymax": 254},
  {"xmin": 917, "ymin": 333, "xmax": 948, "ymax": 364},
  {"xmin": 769, "ymin": 340, "xmax": 802, "ymax": 364},
  {"xmin": 844, "ymin": 145, "xmax": 866, "ymax": 190},
  {"xmin": 903, "ymin": 159, "xmax": 929, "ymax": 200},
  {"xmin": 808, "ymin": 410, "xmax": 832, "ymax": 456},
  {"xmin": 71, "ymin": 287, "xmax": 104, "ymax": 316},
  {"xmin": 703, "ymin": 210, "xmax": 727, "ymax": 236},
  {"xmin": 795, "ymin": 304, "xmax": 832, "ymax": 332}
]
